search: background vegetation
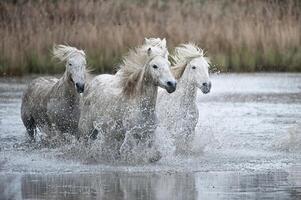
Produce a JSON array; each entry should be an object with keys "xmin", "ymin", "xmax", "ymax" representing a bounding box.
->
[{"xmin": 0, "ymin": 0, "xmax": 301, "ymax": 76}]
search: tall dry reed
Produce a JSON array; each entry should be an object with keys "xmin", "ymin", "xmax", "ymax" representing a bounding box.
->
[{"xmin": 0, "ymin": 0, "xmax": 300, "ymax": 75}]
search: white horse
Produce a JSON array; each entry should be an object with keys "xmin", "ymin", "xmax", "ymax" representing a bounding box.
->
[
  {"xmin": 21, "ymin": 45, "xmax": 87, "ymax": 140},
  {"xmin": 79, "ymin": 38, "xmax": 176, "ymax": 163},
  {"xmin": 156, "ymin": 43, "xmax": 211, "ymax": 155}
]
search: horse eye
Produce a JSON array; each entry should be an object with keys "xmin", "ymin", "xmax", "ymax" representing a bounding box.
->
[
  {"xmin": 153, "ymin": 65, "xmax": 158, "ymax": 69},
  {"xmin": 69, "ymin": 63, "xmax": 72, "ymax": 66},
  {"xmin": 192, "ymin": 66, "xmax": 196, "ymax": 69}
]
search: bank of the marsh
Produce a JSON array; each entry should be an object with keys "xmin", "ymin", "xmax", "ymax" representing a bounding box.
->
[{"xmin": 1, "ymin": 0, "xmax": 301, "ymax": 75}]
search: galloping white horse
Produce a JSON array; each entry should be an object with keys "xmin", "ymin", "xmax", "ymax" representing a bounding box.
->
[
  {"xmin": 21, "ymin": 45, "xmax": 87, "ymax": 139},
  {"xmin": 156, "ymin": 43, "xmax": 211, "ymax": 155},
  {"xmin": 79, "ymin": 38, "xmax": 176, "ymax": 163}
]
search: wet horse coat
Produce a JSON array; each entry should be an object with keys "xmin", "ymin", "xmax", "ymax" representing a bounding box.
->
[
  {"xmin": 21, "ymin": 45, "xmax": 87, "ymax": 139},
  {"xmin": 79, "ymin": 38, "xmax": 176, "ymax": 163},
  {"xmin": 156, "ymin": 43, "xmax": 211, "ymax": 154}
]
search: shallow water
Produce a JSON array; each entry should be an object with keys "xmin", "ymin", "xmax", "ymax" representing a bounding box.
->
[{"xmin": 0, "ymin": 73, "xmax": 301, "ymax": 199}]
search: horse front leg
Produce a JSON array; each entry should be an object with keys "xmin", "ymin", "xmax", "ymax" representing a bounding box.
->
[
  {"xmin": 174, "ymin": 127, "xmax": 196, "ymax": 156},
  {"xmin": 119, "ymin": 125, "xmax": 161, "ymax": 163}
]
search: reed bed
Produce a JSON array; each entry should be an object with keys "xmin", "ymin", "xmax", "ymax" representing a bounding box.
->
[{"xmin": 0, "ymin": 0, "xmax": 300, "ymax": 76}]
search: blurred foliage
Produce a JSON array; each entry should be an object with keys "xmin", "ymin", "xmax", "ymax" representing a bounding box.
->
[{"xmin": 0, "ymin": 0, "xmax": 301, "ymax": 76}]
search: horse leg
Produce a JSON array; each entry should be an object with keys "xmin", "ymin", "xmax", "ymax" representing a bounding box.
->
[
  {"xmin": 89, "ymin": 119, "xmax": 124, "ymax": 141},
  {"xmin": 89, "ymin": 129, "xmax": 99, "ymax": 140},
  {"xmin": 22, "ymin": 115, "xmax": 36, "ymax": 140},
  {"xmin": 175, "ymin": 129, "xmax": 194, "ymax": 155},
  {"xmin": 120, "ymin": 127, "xmax": 161, "ymax": 163},
  {"xmin": 88, "ymin": 120, "xmax": 103, "ymax": 140}
]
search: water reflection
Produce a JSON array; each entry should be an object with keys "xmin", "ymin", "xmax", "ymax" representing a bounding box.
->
[{"xmin": 1, "ymin": 170, "xmax": 301, "ymax": 200}]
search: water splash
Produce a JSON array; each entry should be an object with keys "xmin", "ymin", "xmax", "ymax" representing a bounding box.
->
[
  {"xmin": 1, "ymin": 73, "xmax": 301, "ymax": 174},
  {"xmin": 273, "ymin": 124, "xmax": 301, "ymax": 152}
]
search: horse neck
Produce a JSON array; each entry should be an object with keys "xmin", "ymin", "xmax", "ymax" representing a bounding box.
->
[
  {"xmin": 177, "ymin": 75, "xmax": 198, "ymax": 107},
  {"xmin": 136, "ymin": 72, "xmax": 158, "ymax": 114},
  {"xmin": 58, "ymin": 72, "xmax": 79, "ymax": 101}
]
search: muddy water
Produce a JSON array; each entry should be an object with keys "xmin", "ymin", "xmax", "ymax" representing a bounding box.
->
[{"xmin": 0, "ymin": 73, "xmax": 301, "ymax": 200}]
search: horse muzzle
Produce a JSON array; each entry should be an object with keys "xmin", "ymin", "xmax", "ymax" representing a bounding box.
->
[
  {"xmin": 76, "ymin": 82, "xmax": 85, "ymax": 93},
  {"xmin": 200, "ymin": 81, "xmax": 211, "ymax": 94},
  {"xmin": 165, "ymin": 80, "xmax": 177, "ymax": 93}
]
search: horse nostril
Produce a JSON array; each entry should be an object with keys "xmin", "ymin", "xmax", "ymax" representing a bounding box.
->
[
  {"xmin": 167, "ymin": 81, "xmax": 173, "ymax": 87},
  {"xmin": 167, "ymin": 81, "xmax": 177, "ymax": 88},
  {"xmin": 166, "ymin": 81, "xmax": 176, "ymax": 93},
  {"xmin": 202, "ymin": 82, "xmax": 207, "ymax": 86},
  {"xmin": 76, "ymin": 83, "xmax": 85, "ymax": 93}
]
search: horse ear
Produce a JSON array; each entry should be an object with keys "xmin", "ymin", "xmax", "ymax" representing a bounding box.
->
[
  {"xmin": 144, "ymin": 38, "xmax": 150, "ymax": 44},
  {"xmin": 164, "ymin": 51, "xmax": 169, "ymax": 59},
  {"xmin": 147, "ymin": 47, "xmax": 152, "ymax": 56},
  {"xmin": 161, "ymin": 38, "xmax": 166, "ymax": 48}
]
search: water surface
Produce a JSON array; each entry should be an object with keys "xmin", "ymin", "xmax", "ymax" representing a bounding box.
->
[{"xmin": 0, "ymin": 73, "xmax": 301, "ymax": 199}]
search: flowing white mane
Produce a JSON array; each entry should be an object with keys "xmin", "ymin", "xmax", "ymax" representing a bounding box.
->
[
  {"xmin": 118, "ymin": 40, "xmax": 167, "ymax": 96},
  {"xmin": 171, "ymin": 43, "xmax": 209, "ymax": 79},
  {"xmin": 53, "ymin": 44, "xmax": 86, "ymax": 62}
]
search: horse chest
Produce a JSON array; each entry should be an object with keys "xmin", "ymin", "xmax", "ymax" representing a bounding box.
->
[
  {"xmin": 47, "ymin": 97, "xmax": 79, "ymax": 130},
  {"xmin": 123, "ymin": 104, "xmax": 156, "ymax": 131},
  {"xmin": 168, "ymin": 103, "xmax": 198, "ymax": 129}
]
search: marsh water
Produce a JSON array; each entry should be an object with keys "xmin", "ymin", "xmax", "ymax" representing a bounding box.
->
[{"xmin": 0, "ymin": 73, "xmax": 301, "ymax": 200}]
